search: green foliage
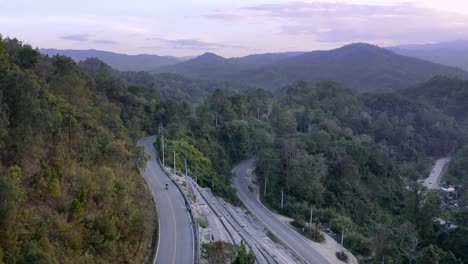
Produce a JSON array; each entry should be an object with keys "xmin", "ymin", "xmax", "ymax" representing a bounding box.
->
[
  {"xmin": 435, "ymin": 228, "xmax": 468, "ymax": 263},
  {"xmin": 233, "ymin": 240, "xmax": 255, "ymax": 264},
  {"xmin": 343, "ymin": 232, "xmax": 372, "ymax": 256},
  {"xmin": 20, "ymin": 241, "xmax": 58, "ymax": 264},
  {"xmin": 201, "ymin": 241, "xmax": 237, "ymax": 264},
  {"xmin": 336, "ymin": 251, "xmax": 348, "ymax": 262},
  {"xmin": 0, "ymin": 37, "xmax": 157, "ymax": 263},
  {"xmin": 49, "ymin": 174, "xmax": 61, "ymax": 198},
  {"xmin": 416, "ymin": 244, "xmax": 461, "ymax": 264},
  {"xmin": 69, "ymin": 198, "xmax": 83, "ymax": 214},
  {"xmin": 0, "ymin": 172, "xmax": 18, "ymax": 263},
  {"xmin": 447, "ymin": 145, "xmax": 468, "ymax": 188}
]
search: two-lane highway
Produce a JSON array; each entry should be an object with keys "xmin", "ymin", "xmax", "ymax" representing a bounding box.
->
[
  {"xmin": 138, "ymin": 136, "xmax": 195, "ymax": 264},
  {"xmin": 423, "ymin": 157, "xmax": 451, "ymax": 190},
  {"xmin": 233, "ymin": 159, "xmax": 331, "ymax": 264}
]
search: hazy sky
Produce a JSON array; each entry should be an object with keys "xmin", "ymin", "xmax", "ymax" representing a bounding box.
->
[{"xmin": 1, "ymin": 0, "xmax": 468, "ymax": 57}]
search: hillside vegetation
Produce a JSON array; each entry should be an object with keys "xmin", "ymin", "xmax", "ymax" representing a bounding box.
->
[{"xmin": 0, "ymin": 36, "xmax": 194, "ymax": 263}]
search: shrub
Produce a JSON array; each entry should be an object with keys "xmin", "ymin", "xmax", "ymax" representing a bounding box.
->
[
  {"xmin": 330, "ymin": 215, "xmax": 354, "ymax": 233},
  {"xmin": 291, "ymin": 218, "xmax": 305, "ymax": 230},
  {"xmin": 336, "ymin": 251, "xmax": 348, "ymax": 262},
  {"xmin": 315, "ymin": 208, "xmax": 339, "ymax": 223},
  {"xmin": 344, "ymin": 232, "xmax": 372, "ymax": 256}
]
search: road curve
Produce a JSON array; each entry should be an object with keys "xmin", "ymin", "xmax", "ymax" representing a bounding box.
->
[
  {"xmin": 423, "ymin": 157, "xmax": 451, "ymax": 190},
  {"xmin": 232, "ymin": 159, "xmax": 331, "ymax": 264},
  {"xmin": 138, "ymin": 136, "xmax": 195, "ymax": 264}
]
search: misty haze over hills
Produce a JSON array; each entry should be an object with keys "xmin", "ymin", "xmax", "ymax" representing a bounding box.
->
[
  {"xmin": 41, "ymin": 42, "xmax": 468, "ymax": 92},
  {"xmin": 390, "ymin": 40, "xmax": 468, "ymax": 71},
  {"xmin": 155, "ymin": 43, "xmax": 468, "ymax": 92},
  {"xmin": 41, "ymin": 48, "xmax": 182, "ymax": 72}
]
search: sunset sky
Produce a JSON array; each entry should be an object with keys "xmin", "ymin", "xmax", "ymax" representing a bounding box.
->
[{"xmin": 1, "ymin": 0, "xmax": 468, "ymax": 57}]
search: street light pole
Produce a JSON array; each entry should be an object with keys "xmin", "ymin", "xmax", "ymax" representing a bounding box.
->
[
  {"xmin": 309, "ymin": 206, "xmax": 313, "ymax": 238},
  {"xmin": 280, "ymin": 188, "xmax": 284, "ymax": 210},
  {"xmin": 341, "ymin": 229, "xmax": 344, "ymax": 248},
  {"xmin": 173, "ymin": 148, "xmax": 176, "ymax": 174},
  {"xmin": 161, "ymin": 133, "xmax": 165, "ymax": 167}
]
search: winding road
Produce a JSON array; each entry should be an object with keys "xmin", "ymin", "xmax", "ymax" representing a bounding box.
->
[
  {"xmin": 232, "ymin": 159, "xmax": 331, "ymax": 264},
  {"xmin": 423, "ymin": 157, "xmax": 451, "ymax": 190},
  {"xmin": 138, "ymin": 136, "xmax": 195, "ymax": 264}
]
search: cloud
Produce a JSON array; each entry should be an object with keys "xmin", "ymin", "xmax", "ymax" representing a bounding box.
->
[
  {"xmin": 162, "ymin": 38, "xmax": 225, "ymax": 50},
  {"xmin": 203, "ymin": 12, "xmax": 245, "ymax": 21},
  {"xmin": 60, "ymin": 34, "xmax": 118, "ymax": 45},
  {"xmin": 94, "ymin": 39, "xmax": 118, "ymax": 45},
  {"xmin": 141, "ymin": 37, "xmax": 260, "ymax": 53},
  {"xmin": 238, "ymin": 2, "xmax": 468, "ymax": 44},
  {"xmin": 61, "ymin": 34, "xmax": 89, "ymax": 42}
]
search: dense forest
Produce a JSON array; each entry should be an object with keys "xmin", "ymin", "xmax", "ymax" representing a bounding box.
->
[
  {"xmin": 0, "ymin": 36, "xmax": 195, "ymax": 263},
  {"xmin": 150, "ymin": 78, "xmax": 468, "ymax": 262}
]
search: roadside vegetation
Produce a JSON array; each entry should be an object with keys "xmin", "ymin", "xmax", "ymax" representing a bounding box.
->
[
  {"xmin": 0, "ymin": 36, "xmax": 187, "ymax": 263},
  {"xmin": 201, "ymin": 240, "xmax": 255, "ymax": 264}
]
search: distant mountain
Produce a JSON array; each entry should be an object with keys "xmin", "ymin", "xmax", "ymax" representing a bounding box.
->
[
  {"xmin": 40, "ymin": 48, "xmax": 181, "ymax": 72},
  {"xmin": 229, "ymin": 52, "xmax": 304, "ymax": 70},
  {"xmin": 157, "ymin": 52, "xmax": 240, "ymax": 80},
  {"xmin": 389, "ymin": 40, "xmax": 468, "ymax": 71},
  {"xmin": 155, "ymin": 51, "xmax": 306, "ymax": 80},
  {"xmin": 158, "ymin": 43, "xmax": 468, "ymax": 92}
]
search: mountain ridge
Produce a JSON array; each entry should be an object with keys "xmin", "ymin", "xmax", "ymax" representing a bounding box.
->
[
  {"xmin": 160, "ymin": 43, "xmax": 468, "ymax": 91},
  {"xmin": 389, "ymin": 40, "xmax": 468, "ymax": 71},
  {"xmin": 40, "ymin": 48, "xmax": 182, "ymax": 72}
]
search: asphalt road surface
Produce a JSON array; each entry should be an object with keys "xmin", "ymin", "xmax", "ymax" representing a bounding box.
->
[
  {"xmin": 232, "ymin": 159, "xmax": 331, "ymax": 264},
  {"xmin": 423, "ymin": 157, "xmax": 451, "ymax": 190},
  {"xmin": 138, "ymin": 136, "xmax": 195, "ymax": 264}
]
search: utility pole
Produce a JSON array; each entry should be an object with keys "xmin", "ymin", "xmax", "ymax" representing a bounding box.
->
[
  {"xmin": 341, "ymin": 229, "xmax": 344, "ymax": 248},
  {"xmin": 280, "ymin": 188, "xmax": 284, "ymax": 210},
  {"xmin": 309, "ymin": 206, "xmax": 313, "ymax": 238},
  {"xmin": 265, "ymin": 162, "xmax": 271, "ymax": 197},
  {"xmin": 185, "ymin": 158, "xmax": 188, "ymax": 177},
  {"xmin": 213, "ymin": 113, "xmax": 218, "ymax": 128},
  {"xmin": 314, "ymin": 218, "xmax": 318, "ymax": 239},
  {"xmin": 173, "ymin": 148, "xmax": 176, "ymax": 174},
  {"xmin": 161, "ymin": 132, "xmax": 165, "ymax": 167}
]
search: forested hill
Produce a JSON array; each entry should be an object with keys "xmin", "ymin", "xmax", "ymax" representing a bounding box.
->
[
  {"xmin": 402, "ymin": 76, "xmax": 468, "ymax": 125},
  {"xmin": 156, "ymin": 43, "xmax": 468, "ymax": 92},
  {"xmin": 79, "ymin": 58, "xmax": 250, "ymax": 103},
  {"xmin": 41, "ymin": 48, "xmax": 181, "ymax": 72},
  {"xmin": 0, "ymin": 36, "xmax": 197, "ymax": 263}
]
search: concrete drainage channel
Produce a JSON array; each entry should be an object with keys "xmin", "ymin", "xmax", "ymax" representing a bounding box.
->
[
  {"xmin": 187, "ymin": 177, "xmax": 278, "ymax": 264},
  {"xmin": 154, "ymin": 144, "xmax": 298, "ymax": 263},
  {"xmin": 165, "ymin": 171, "xmax": 299, "ymax": 264}
]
